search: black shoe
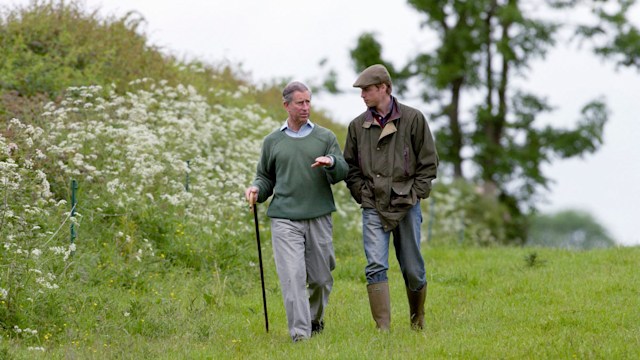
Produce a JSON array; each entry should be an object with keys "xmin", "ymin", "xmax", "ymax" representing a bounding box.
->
[
  {"xmin": 311, "ymin": 320, "xmax": 324, "ymax": 335},
  {"xmin": 292, "ymin": 334, "xmax": 307, "ymax": 343}
]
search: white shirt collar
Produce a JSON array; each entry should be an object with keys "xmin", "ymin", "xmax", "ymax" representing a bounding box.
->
[{"xmin": 280, "ymin": 119, "xmax": 314, "ymax": 132}]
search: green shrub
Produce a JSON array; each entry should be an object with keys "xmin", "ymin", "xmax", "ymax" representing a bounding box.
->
[
  {"xmin": 425, "ymin": 179, "xmax": 514, "ymax": 246},
  {"xmin": 0, "ymin": 118, "xmax": 72, "ymax": 341},
  {"xmin": 0, "ymin": 0, "xmax": 177, "ymax": 97}
]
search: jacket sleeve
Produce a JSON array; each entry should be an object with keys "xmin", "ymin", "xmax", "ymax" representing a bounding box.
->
[
  {"xmin": 343, "ymin": 121, "xmax": 365, "ymax": 204},
  {"xmin": 412, "ymin": 112, "xmax": 438, "ymax": 199}
]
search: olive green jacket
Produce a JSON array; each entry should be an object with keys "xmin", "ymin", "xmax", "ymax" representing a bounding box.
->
[{"xmin": 343, "ymin": 98, "xmax": 438, "ymax": 230}]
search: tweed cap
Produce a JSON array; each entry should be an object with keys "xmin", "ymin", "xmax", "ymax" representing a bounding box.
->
[{"xmin": 353, "ymin": 64, "xmax": 392, "ymax": 88}]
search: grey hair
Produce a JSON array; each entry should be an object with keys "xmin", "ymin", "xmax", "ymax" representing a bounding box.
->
[{"xmin": 282, "ymin": 81, "xmax": 311, "ymax": 103}]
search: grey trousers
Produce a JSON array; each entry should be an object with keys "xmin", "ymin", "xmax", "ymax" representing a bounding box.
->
[{"xmin": 271, "ymin": 215, "xmax": 335, "ymax": 340}]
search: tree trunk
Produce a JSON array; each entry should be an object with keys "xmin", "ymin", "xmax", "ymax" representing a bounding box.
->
[{"xmin": 448, "ymin": 77, "xmax": 464, "ymax": 178}]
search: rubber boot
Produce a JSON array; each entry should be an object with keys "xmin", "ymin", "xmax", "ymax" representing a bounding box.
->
[
  {"xmin": 406, "ymin": 283, "xmax": 427, "ymax": 330},
  {"xmin": 367, "ymin": 282, "xmax": 390, "ymax": 330}
]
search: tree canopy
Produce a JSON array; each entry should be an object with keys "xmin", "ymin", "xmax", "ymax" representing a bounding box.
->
[{"xmin": 350, "ymin": 0, "xmax": 637, "ymax": 243}]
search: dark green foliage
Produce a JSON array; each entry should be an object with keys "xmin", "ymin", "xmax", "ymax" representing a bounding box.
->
[
  {"xmin": 523, "ymin": 251, "xmax": 546, "ymax": 268},
  {"xmin": 350, "ymin": 33, "xmax": 413, "ymax": 94},
  {"xmin": 0, "ymin": 0, "xmax": 176, "ymax": 97},
  {"xmin": 575, "ymin": 0, "xmax": 640, "ymax": 69},
  {"xmin": 350, "ymin": 33, "xmax": 389, "ymax": 74},
  {"xmin": 0, "ymin": 0, "xmax": 268, "ymax": 125}
]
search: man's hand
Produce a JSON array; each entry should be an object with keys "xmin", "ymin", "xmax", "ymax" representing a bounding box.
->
[
  {"xmin": 245, "ymin": 186, "xmax": 259, "ymax": 211},
  {"xmin": 311, "ymin": 156, "xmax": 334, "ymax": 168}
]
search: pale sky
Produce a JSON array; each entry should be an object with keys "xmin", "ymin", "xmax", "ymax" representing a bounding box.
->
[{"xmin": 6, "ymin": 0, "xmax": 640, "ymax": 245}]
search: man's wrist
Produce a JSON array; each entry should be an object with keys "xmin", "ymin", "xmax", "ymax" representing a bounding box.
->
[{"xmin": 326, "ymin": 155, "xmax": 335, "ymax": 169}]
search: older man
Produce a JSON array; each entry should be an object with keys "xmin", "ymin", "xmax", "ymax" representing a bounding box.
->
[{"xmin": 245, "ymin": 81, "xmax": 348, "ymax": 342}]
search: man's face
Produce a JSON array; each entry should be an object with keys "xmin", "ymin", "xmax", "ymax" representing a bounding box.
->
[
  {"xmin": 284, "ymin": 90, "xmax": 311, "ymax": 123},
  {"xmin": 360, "ymin": 84, "xmax": 387, "ymax": 108}
]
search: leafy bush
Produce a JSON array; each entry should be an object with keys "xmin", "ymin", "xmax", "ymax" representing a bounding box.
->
[
  {"xmin": 0, "ymin": 0, "xmax": 177, "ymax": 97},
  {"xmin": 42, "ymin": 78, "xmax": 282, "ymax": 260},
  {"xmin": 1, "ymin": 118, "xmax": 73, "ymax": 337},
  {"xmin": 1, "ymin": 77, "xmax": 285, "ymax": 340},
  {"xmin": 425, "ymin": 179, "xmax": 515, "ymax": 246}
]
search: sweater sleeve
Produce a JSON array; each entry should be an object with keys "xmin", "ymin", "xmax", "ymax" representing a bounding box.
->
[
  {"xmin": 252, "ymin": 135, "xmax": 276, "ymax": 203},
  {"xmin": 324, "ymin": 132, "xmax": 348, "ymax": 184}
]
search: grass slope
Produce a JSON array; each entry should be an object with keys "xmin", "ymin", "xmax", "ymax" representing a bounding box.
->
[{"xmin": 5, "ymin": 245, "xmax": 639, "ymax": 359}]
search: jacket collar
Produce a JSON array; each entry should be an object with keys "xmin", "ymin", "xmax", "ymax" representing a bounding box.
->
[{"xmin": 362, "ymin": 96, "xmax": 401, "ymax": 129}]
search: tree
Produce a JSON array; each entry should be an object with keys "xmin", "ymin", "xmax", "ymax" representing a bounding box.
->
[
  {"xmin": 574, "ymin": 0, "xmax": 640, "ymax": 69},
  {"xmin": 350, "ymin": 0, "xmax": 635, "ymax": 243},
  {"xmin": 527, "ymin": 209, "xmax": 616, "ymax": 249}
]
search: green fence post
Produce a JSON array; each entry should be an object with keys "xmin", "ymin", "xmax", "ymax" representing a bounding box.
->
[{"xmin": 70, "ymin": 179, "xmax": 78, "ymax": 253}]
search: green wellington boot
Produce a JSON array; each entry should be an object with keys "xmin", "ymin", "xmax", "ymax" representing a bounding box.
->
[
  {"xmin": 406, "ymin": 283, "xmax": 427, "ymax": 330},
  {"xmin": 367, "ymin": 282, "xmax": 391, "ymax": 330}
]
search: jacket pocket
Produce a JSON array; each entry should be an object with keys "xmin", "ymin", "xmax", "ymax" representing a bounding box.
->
[
  {"xmin": 359, "ymin": 181, "xmax": 376, "ymax": 208},
  {"xmin": 390, "ymin": 181, "xmax": 416, "ymax": 207}
]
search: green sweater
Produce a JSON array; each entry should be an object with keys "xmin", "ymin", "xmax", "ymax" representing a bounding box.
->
[{"xmin": 252, "ymin": 125, "xmax": 348, "ymax": 220}]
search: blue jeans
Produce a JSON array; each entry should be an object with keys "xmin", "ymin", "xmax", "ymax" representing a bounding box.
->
[{"xmin": 362, "ymin": 202, "xmax": 426, "ymax": 291}]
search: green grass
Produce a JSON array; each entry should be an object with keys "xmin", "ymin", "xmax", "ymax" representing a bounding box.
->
[
  {"xmin": 1, "ymin": 3, "xmax": 638, "ymax": 359},
  {"xmin": 4, "ymin": 245, "xmax": 638, "ymax": 359}
]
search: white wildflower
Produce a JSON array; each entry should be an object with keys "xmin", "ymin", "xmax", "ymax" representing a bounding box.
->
[
  {"xmin": 23, "ymin": 159, "xmax": 34, "ymax": 169},
  {"xmin": 36, "ymin": 276, "xmax": 59, "ymax": 289},
  {"xmin": 106, "ymin": 178, "xmax": 122, "ymax": 194}
]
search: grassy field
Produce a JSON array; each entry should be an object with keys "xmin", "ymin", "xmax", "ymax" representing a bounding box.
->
[
  {"xmin": 4, "ymin": 244, "xmax": 638, "ymax": 359},
  {"xmin": 2, "ymin": 3, "xmax": 638, "ymax": 359}
]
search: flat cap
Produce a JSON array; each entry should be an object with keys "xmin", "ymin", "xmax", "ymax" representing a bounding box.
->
[{"xmin": 353, "ymin": 64, "xmax": 392, "ymax": 88}]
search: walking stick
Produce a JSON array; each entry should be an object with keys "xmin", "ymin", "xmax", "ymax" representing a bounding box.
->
[{"xmin": 252, "ymin": 203, "xmax": 269, "ymax": 333}]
